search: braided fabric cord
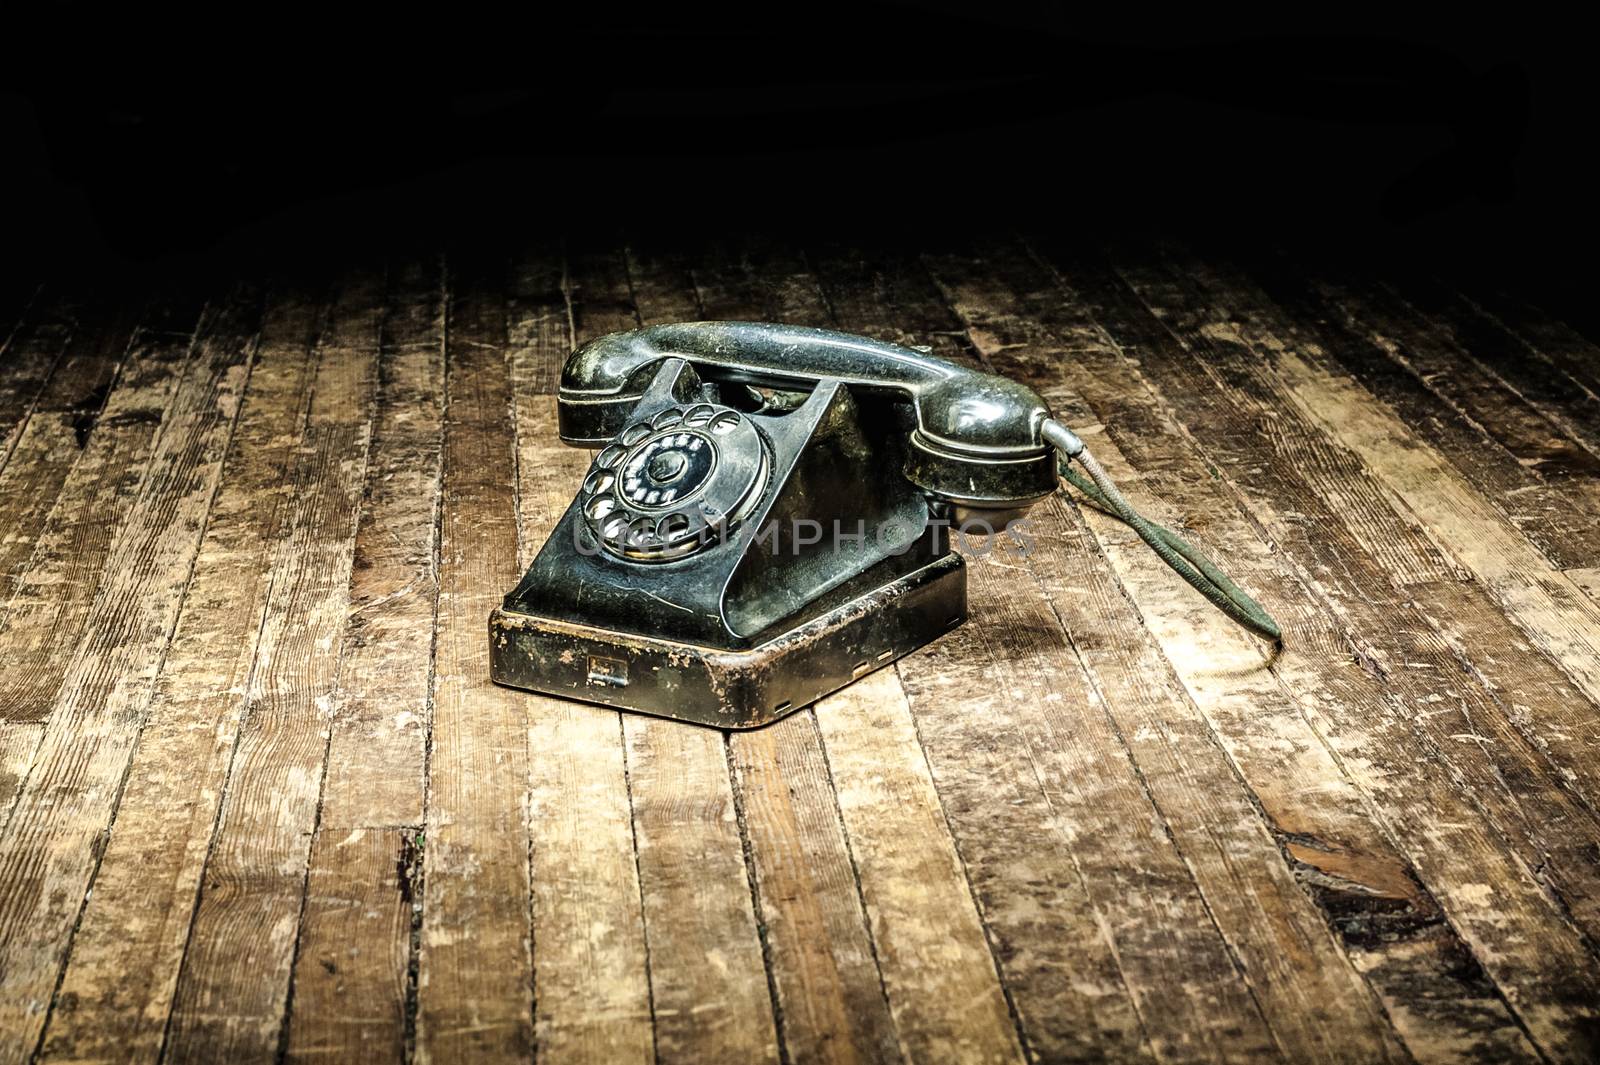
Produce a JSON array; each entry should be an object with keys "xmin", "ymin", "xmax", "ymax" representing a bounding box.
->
[{"xmin": 1054, "ymin": 442, "xmax": 1282, "ymax": 643}]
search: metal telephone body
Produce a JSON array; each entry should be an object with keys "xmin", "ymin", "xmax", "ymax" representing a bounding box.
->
[{"xmin": 489, "ymin": 322, "xmax": 1057, "ymax": 728}]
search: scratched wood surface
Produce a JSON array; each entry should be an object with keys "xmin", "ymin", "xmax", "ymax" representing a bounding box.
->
[{"xmin": 2, "ymin": 240, "xmax": 1599, "ymax": 1064}]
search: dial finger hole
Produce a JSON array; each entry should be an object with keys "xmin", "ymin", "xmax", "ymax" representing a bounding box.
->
[
  {"xmin": 651, "ymin": 407, "xmax": 684, "ymax": 429},
  {"xmin": 656, "ymin": 512, "xmax": 692, "ymax": 539},
  {"xmin": 585, "ymin": 495, "xmax": 616, "ymax": 521},
  {"xmin": 682, "ymin": 403, "xmax": 715, "ymax": 427},
  {"xmin": 584, "ymin": 470, "xmax": 615, "ymax": 495},
  {"xmin": 619, "ymin": 423, "xmax": 653, "ymax": 446},
  {"xmin": 708, "ymin": 411, "xmax": 740, "ymax": 435},
  {"xmin": 601, "ymin": 515, "xmax": 631, "ymax": 540},
  {"xmin": 626, "ymin": 516, "xmax": 655, "ymax": 545},
  {"xmin": 597, "ymin": 443, "xmax": 627, "ymax": 468}
]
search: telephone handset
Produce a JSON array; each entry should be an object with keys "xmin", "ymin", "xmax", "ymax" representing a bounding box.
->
[{"xmin": 490, "ymin": 322, "xmax": 1278, "ymax": 728}]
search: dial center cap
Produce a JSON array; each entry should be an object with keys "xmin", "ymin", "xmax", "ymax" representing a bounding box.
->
[
  {"xmin": 647, "ymin": 450, "xmax": 688, "ymax": 483},
  {"xmin": 621, "ymin": 432, "xmax": 717, "ymax": 509}
]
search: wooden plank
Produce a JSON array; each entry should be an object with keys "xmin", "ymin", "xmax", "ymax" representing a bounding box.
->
[
  {"xmin": 672, "ymin": 238, "xmax": 905, "ymax": 1065},
  {"xmin": 282, "ymin": 258, "xmax": 446, "ymax": 1064},
  {"xmin": 413, "ymin": 256, "xmax": 536, "ymax": 1064},
  {"xmin": 1158, "ymin": 251, "xmax": 1600, "ymax": 805},
  {"xmin": 826, "ymin": 245, "xmax": 1385, "ymax": 1063},
  {"xmin": 567, "ymin": 238, "xmax": 640, "ymax": 340},
  {"xmin": 0, "ymin": 299, "xmax": 142, "ymax": 602},
  {"xmin": 814, "ymin": 671, "xmax": 1027, "ymax": 1065},
  {"xmin": 1130, "ymin": 251, "xmax": 1600, "ymax": 773},
  {"xmin": 1411, "ymin": 287, "xmax": 1600, "ymax": 463},
  {"xmin": 0, "ymin": 292, "xmax": 76, "ymax": 474},
  {"xmin": 1114, "ymin": 251, "xmax": 1600, "ymax": 925},
  {"xmin": 0, "ymin": 293, "xmax": 206, "ymax": 765},
  {"xmin": 1028, "ymin": 244, "xmax": 1576, "ymax": 1063},
  {"xmin": 589, "ymin": 245, "xmax": 781, "ymax": 1065},
  {"xmin": 1465, "ymin": 291, "xmax": 1600, "ymax": 392},
  {"xmin": 1183, "ymin": 253, "xmax": 1600, "ymax": 817},
  {"xmin": 0, "ymin": 284, "xmax": 263, "ymax": 1065},
  {"xmin": 621, "ymin": 721, "xmax": 780, "ymax": 1064},
  {"xmin": 923, "ymin": 248, "xmax": 1410, "ymax": 1061},
  {"xmin": 0, "ymin": 295, "xmax": 198, "ymax": 824},
  {"xmin": 808, "ymin": 244, "xmax": 1222, "ymax": 1065},
  {"xmin": 0, "ymin": 281, "xmax": 41, "ymax": 361},
  {"xmin": 155, "ymin": 271, "xmax": 382, "ymax": 1064},
  {"xmin": 930, "ymin": 240, "xmax": 1539, "ymax": 1064},
  {"xmin": 1262, "ymin": 268, "xmax": 1600, "ymax": 572},
  {"xmin": 726, "ymin": 716, "xmax": 904, "ymax": 1065},
  {"xmin": 506, "ymin": 244, "xmax": 571, "ymax": 397},
  {"xmin": 507, "ymin": 243, "xmax": 654, "ymax": 1065},
  {"xmin": 18, "ymin": 242, "xmax": 1600, "ymax": 1061},
  {"xmin": 1029, "ymin": 240, "xmax": 1600, "ymax": 1060},
  {"xmin": 820, "ymin": 245, "xmax": 1294, "ymax": 1064},
  {"xmin": 669, "ymin": 239, "xmax": 749, "ymax": 319},
  {"xmin": 1086, "ymin": 431, "xmax": 1543, "ymax": 1065},
  {"xmin": 781, "ymin": 245, "xmax": 1133, "ymax": 1064},
  {"xmin": 1388, "ymin": 283, "xmax": 1600, "ymax": 603},
  {"xmin": 33, "ymin": 283, "xmax": 331, "ymax": 1064}
]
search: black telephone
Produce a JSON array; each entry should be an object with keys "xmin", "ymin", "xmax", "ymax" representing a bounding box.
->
[{"xmin": 490, "ymin": 322, "xmax": 1278, "ymax": 728}]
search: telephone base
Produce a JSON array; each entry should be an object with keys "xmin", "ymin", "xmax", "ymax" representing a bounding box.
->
[{"xmin": 488, "ymin": 552, "xmax": 966, "ymax": 729}]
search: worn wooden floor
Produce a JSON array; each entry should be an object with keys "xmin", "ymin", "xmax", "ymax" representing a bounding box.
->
[{"xmin": 1, "ymin": 238, "xmax": 1599, "ymax": 1065}]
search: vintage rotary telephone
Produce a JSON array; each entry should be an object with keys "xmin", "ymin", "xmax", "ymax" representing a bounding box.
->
[{"xmin": 490, "ymin": 322, "xmax": 1279, "ymax": 728}]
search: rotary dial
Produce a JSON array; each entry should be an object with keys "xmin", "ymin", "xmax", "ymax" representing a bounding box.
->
[{"xmin": 580, "ymin": 402, "xmax": 768, "ymax": 561}]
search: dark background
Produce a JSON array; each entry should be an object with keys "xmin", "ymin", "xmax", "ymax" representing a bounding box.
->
[{"xmin": 3, "ymin": 8, "xmax": 1592, "ymax": 322}]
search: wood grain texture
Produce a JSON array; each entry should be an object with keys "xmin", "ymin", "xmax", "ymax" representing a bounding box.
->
[
  {"xmin": 1137, "ymin": 253, "xmax": 1600, "ymax": 918},
  {"xmin": 2, "ymin": 244, "xmax": 1599, "ymax": 1064},
  {"xmin": 159, "ymin": 272, "xmax": 381, "ymax": 1065},
  {"xmin": 35, "ymin": 284, "xmax": 330, "ymax": 1065},
  {"xmin": 926, "ymin": 246, "xmax": 1408, "ymax": 1063},
  {"xmin": 0, "ymin": 282, "xmax": 42, "ymax": 367},
  {"xmin": 1183, "ymin": 253, "xmax": 1600, "ymax": 820},
  {"xmin": 814, "ymin": 669, "xmax": 1026, "ymax": 1065},
  {"xmin": 741, "ymin": 239, "xmax": 1046, "ymax": 1065},
  {"xmin": 934, "ymin": 238, "xmax": 1540, "ymax": 1064},
  {"xmin": 412, "ymin": 257, "xmax": 535, "ymax": 1064},
  {"xmin": 283, "ymin": 259, "xmax": 446, "ymax": 1065},
  {"xmin": 1218, "ymin": 292, "xmax": 1600, "ymax": 705},
  {"xmin": 1411, "ymin": 287, "xmax": 1600, "ymax": 465},
  {"xmin": 1271, "ymin": 270, "xmax": 1600, "ymax": 569},
  {"xmin": 0, "ymin": 297, "xmax": 142, "ymax": 605},
  {"xmin": 0, "ymin": 297, "xmax": 147, "ymax": 832},
  {"xmin": 1441, "ymin": 294, "xmax": 1600, "ymax": 609},
  {"xmin": 1110, "ymin": 251, "xmax": 1600, "ymax": 932},
  {"xmin": 844, "ymin": 246, "xmax": 1320, "ymax": 1063},
  {"xmin": 726, "ymin": 714, "xmax": 903, "ymax": 1065},
  {"xmin": 0, "ymin": 284, "xmax": 263, "ymax": 1065},
  {"xmin": 802, "ymin": 247, "xmax": 1146, "ymax": 1064},
  {"xmin": 1077, "ymin": 432, "xmax": 1542, "ymax": 1065},
  {"xmin": 1033, "ymin": 241, "xmax": 1600, "ymax": 1061},
  {"xmin": 0, "ymin": 292, "xmax": 77, "ymax": 475},
  {"xmin": 509, "ymin": 244, "xmax": 654, "ymax": 1065},
  {"xmin": 0, "ymin": 295, "xmax": 206, "ymax": 817}
]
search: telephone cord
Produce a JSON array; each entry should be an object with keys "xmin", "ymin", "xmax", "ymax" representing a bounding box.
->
[{"xmin": 1040, "ymin": 420, "xmax": 1283, "ymax": 644}]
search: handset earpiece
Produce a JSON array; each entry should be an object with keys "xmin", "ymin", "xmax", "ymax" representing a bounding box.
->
[{"xmin": 558, "ymin": 321, "xmax": 1058, "ymax": 520}]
